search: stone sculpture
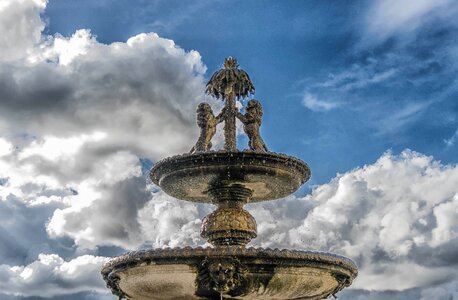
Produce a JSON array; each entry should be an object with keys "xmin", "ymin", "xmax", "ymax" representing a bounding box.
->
[
  {"xmin": 102, "ymin": 57, "xmax": 358, "ymax": 300},
  {"xmin": 192, "ymin": 56, "xmax": 268, "ymax": 152},
  {"xmin": 237, "ymin": 99, "xmax": 268, "ymax": 152},
  {"xmin": 206, "ymin": 57, "xmax": 255, "ymax": 151},
  {"xmin": 190, "ymin": 102, "xmax": 222, "ymax": 153}
]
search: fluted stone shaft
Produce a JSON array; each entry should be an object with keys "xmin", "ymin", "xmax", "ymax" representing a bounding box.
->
[{"xmin": 224, "ymin": 95, "xmax": 237, "ymax": 151}]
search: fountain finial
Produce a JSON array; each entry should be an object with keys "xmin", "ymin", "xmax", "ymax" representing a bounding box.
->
[{"xmin": 204, "ymin": 57, "xmax": 259, "ymax": 151}]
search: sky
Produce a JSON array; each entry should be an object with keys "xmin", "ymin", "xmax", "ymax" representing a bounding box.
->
[{"xmin": 0, "ymin": 0, "xmax": 457, "ymax": 299}]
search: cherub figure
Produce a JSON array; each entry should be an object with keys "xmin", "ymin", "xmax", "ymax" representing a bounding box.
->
[
  {"xmin": 236, "ymin": 99, "xmax": 268, "ymax": 152},
  {"xmin": 190, "ymin": 103, "xmax": 223, "ymax": 153}
]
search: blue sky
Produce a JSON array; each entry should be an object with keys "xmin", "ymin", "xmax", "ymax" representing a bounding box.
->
[
  {"xmin": 44, "ymin": 0, "xmax": 458, "ymax": 187},
  {"xmin": 0, "ymin": 0, "xmax": 457, "ymax": 299}
]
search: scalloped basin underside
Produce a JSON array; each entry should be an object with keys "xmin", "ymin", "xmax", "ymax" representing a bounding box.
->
[
  {"xmin": 150, "ymin": 151, "xmax": 311, "ymax": 203},
  {"xmin": 102, "ymin": 247, "xmax": 357, "ymax": 300}
]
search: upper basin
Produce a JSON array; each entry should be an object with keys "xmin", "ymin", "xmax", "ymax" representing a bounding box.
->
[{"xmin": 150, "ymin": 151, "xmax": 311, "ymax": 203}]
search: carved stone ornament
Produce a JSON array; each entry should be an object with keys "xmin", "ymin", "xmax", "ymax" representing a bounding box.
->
[
  {"xmin": 101, "ymin": 247, "xmax": 358, "ymax": 300},
  {"xmin": 190, "ymin": 103, "xmax": 223, "ymax": 153},
  {"xmin": 237, "ymin": 99, "xmax": 268, "ymax": 151},
  {"xmin": 204, "ymin": 57, "xmax": 260, "ymax": 151},
  {"xmin": 201, "ymin": 207, "xmax": 257, "ymax": 246},
  {"xmin": 101, "ymin": 58, "xmax": 358, "ymax": 300},
  {"xmin": 198, "ymin": 257, "xmax": 248, "ymax": 295}
]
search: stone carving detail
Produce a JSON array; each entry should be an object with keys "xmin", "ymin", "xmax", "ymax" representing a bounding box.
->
[
  {"xmin": 237, "ymin": 99, "xmax": 268, "ymax": 152},
  {"xmin": 331, "ymin": 272, "xmax": 353, "ymax": 297},
  {"xmin": 102, "ymin": 57, "xmax": 358, "ymax": 300},
  {"xmin": 193, "ymin": 57, "xmax": 269, "ymax": 152},
  {"xmin": 205, "ymin": 57, "xmax": 255, "ymax": 151},
  {"xmin": 201, "ymin": 207, "xmax": 257, "ymax": 246},
  {"xmin": 190, "ymin": 103, "xmax": 223, "ymax": 153},
  {"xmin": 198, "ymin": 257, "xmax": 248, "ymax": 294}
]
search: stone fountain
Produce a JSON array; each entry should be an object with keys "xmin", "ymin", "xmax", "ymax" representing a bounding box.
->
[{"xmin": 101, "ymin": 57, "xmax": 357, "ymax": 299}]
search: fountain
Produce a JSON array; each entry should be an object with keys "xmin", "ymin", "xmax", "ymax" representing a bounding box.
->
[{"xmin": 101, "ymin": 57, "xmax": 357, "ymax": 299}]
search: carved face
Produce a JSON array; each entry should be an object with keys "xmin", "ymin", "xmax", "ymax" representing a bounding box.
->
[
  {"xmin": 197, "ymin": 103, "xmax": 212, "ymax": 114},
  {"xmin": 208, "ymin": 262, "xmax": 237, "ymax": 292},
  {"xmin": 196, "ymin": 103, "xmax": 214, "ymax": 123},
  {"xmin": 246, "ymin": 99, "xmax": 261, "ymax": 116}
]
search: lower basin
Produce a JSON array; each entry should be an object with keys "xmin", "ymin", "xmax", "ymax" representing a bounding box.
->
[{"xmin": 101, "ymin": 247, "xmax": 357, "ymax": 299}]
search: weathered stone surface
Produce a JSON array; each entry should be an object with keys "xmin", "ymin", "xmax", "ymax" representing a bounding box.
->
[
  {"xmin": 102, "ymin": 57, "xmax": 357, "ymax": 299},
  {"xmin": 101, "ymin": 247, "xmax": 358, "ymax": 300},
  {"xmin": 201, "ymin": 207, "xmax": 257, "ymax": 246},
  {"xmin": 150, "ymin": 151, "xmax": 311, "ymax": 203}
]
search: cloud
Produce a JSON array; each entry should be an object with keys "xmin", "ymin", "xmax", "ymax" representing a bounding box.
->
[
  {"xmin": 0, "ymin": 0, "xmax": 208, "ymax": 160},
  {"xmin": 0, "ymin": 254, "xmax": 108, "ymax": 298},
  {"xmin": 301, "ymin": 93, "xmax": 339, "ymax": 111},
  {"xmin": 375, "ymin": 101, "xmax": 432, "ymax": 135},
  {"xmin": 299, "ymin": 21, "xmax": 457, "ymax": 138},
  {"xmin": 444, "ymin": 128, "xmax": 458, "ymax": 147},
  {"xmin": 363, "ymin": 0, "xmax": 457, "ymax": 43},
  {"xmin": 340, "ymin": 280, "xmax": 458, "ymax": 300},
  {"xmin": 5, "ymin": 133, "xmax": 458, "ymax": 297},
  {"xmin": 0, "ymin": 0, "xmax": 46, "ymax": 62},
  {"xmin": 1, "ymin": 1, "xmax": 458, "ymax": 299},
  {"xmin": 0, "ymin": 0, "xmax": 211, "ymax": 253},
  {"xmin": 248, "ymin": 150, "xmax": 458, "ymax": 293},
  {"xmin": 0, "ymin": 138, "xmax": 13, "ymax": 157},
  {"xmin": 138, "ymin": 191, "xmax": 211, "ymax": 248}
]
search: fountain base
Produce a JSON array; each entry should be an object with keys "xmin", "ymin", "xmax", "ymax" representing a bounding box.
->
[{"xmin": 102, "ymin": 247, "xmax": 357, "ymax": 300}]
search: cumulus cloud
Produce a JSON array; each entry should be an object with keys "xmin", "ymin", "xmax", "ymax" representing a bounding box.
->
[
  {"xmin": 248, "ymin": 150, "xmax": 458, "ymax": 293},
  {"xmin": 0, "ymin": 0, "xmax": 210, "ymax": 296},
  {"xmin": 0, "ymin": 0, "xmax": 46, "ymax": 62},
  {"xmin": 0, "ymin": 0, "xmax": 208, "ymax": 160},
  {"xmin": 0, "ymin": 0, "xmax": 211, "ymax": 251},
  {"xmin": 138, "ymin": 191, "xmax": 211, "ymax": 248},
  {"xmin": 0, "ymin": 254, "xmax": 108, "ymax": 297}
]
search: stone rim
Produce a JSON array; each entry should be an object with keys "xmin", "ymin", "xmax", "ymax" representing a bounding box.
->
[
  {"xmin": 150, "ymin": 151, "xmax": 312, "ymax": 203},
  {"xmin": 101, "ymin": 246, "xmax": 357, "ymax": 299}
]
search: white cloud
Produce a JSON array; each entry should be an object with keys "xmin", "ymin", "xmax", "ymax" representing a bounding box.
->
[
  {"xmin": 138, "ymin": 191, "xmax": 211, "ymax": 248},
  {"xmin": 302, "ymin": 92, "xmax": 339, "ymax": 111},
  {"xmin": 39, "ymin": 29, "xmax": 97, "ymax": 66},
  {"xmin": 0, "ymin": 0, "xmax": 217, "ymax": 255},
  {"xmin": 248, "ymin": 150, "xmax": 458, "ymax": 292},
  {"xmin": 0, "ymin": 0, "xmax": 208, "ymax": 160},
  {"xmin": 0, "ymin": 138, "xmax": 13, "ymax": 157},
  {"xmin": 0, "ymin": 254, "xmax": 108, "ymax": 297},
  {"xmin": 319, "ymin": 62, "xmax": 398, "ymax": 92},
  {"xmin": 19, "ymin": 132, "xmax": 107, "ymax": 161},
  {"xmin": 0, "ymin": 0, "xmax": 211, "ymax": 258},
  {"xmin": 363, "ymin": 0, "xmax": 458, "ymax": 44},
  {"xmin": 0, "ymin": 0, "xmax": 46, "ymax": 61},
  {"xmin": 375, "ymin": 101, "xmax": 432, "ymax": 135},
  {"xmin": 444, "ymin": 128, "xmax": 458, "ymax": 147},
  {"xmin": 2, "ymin": 139, "xmax": 458, "ymax": 297}
]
